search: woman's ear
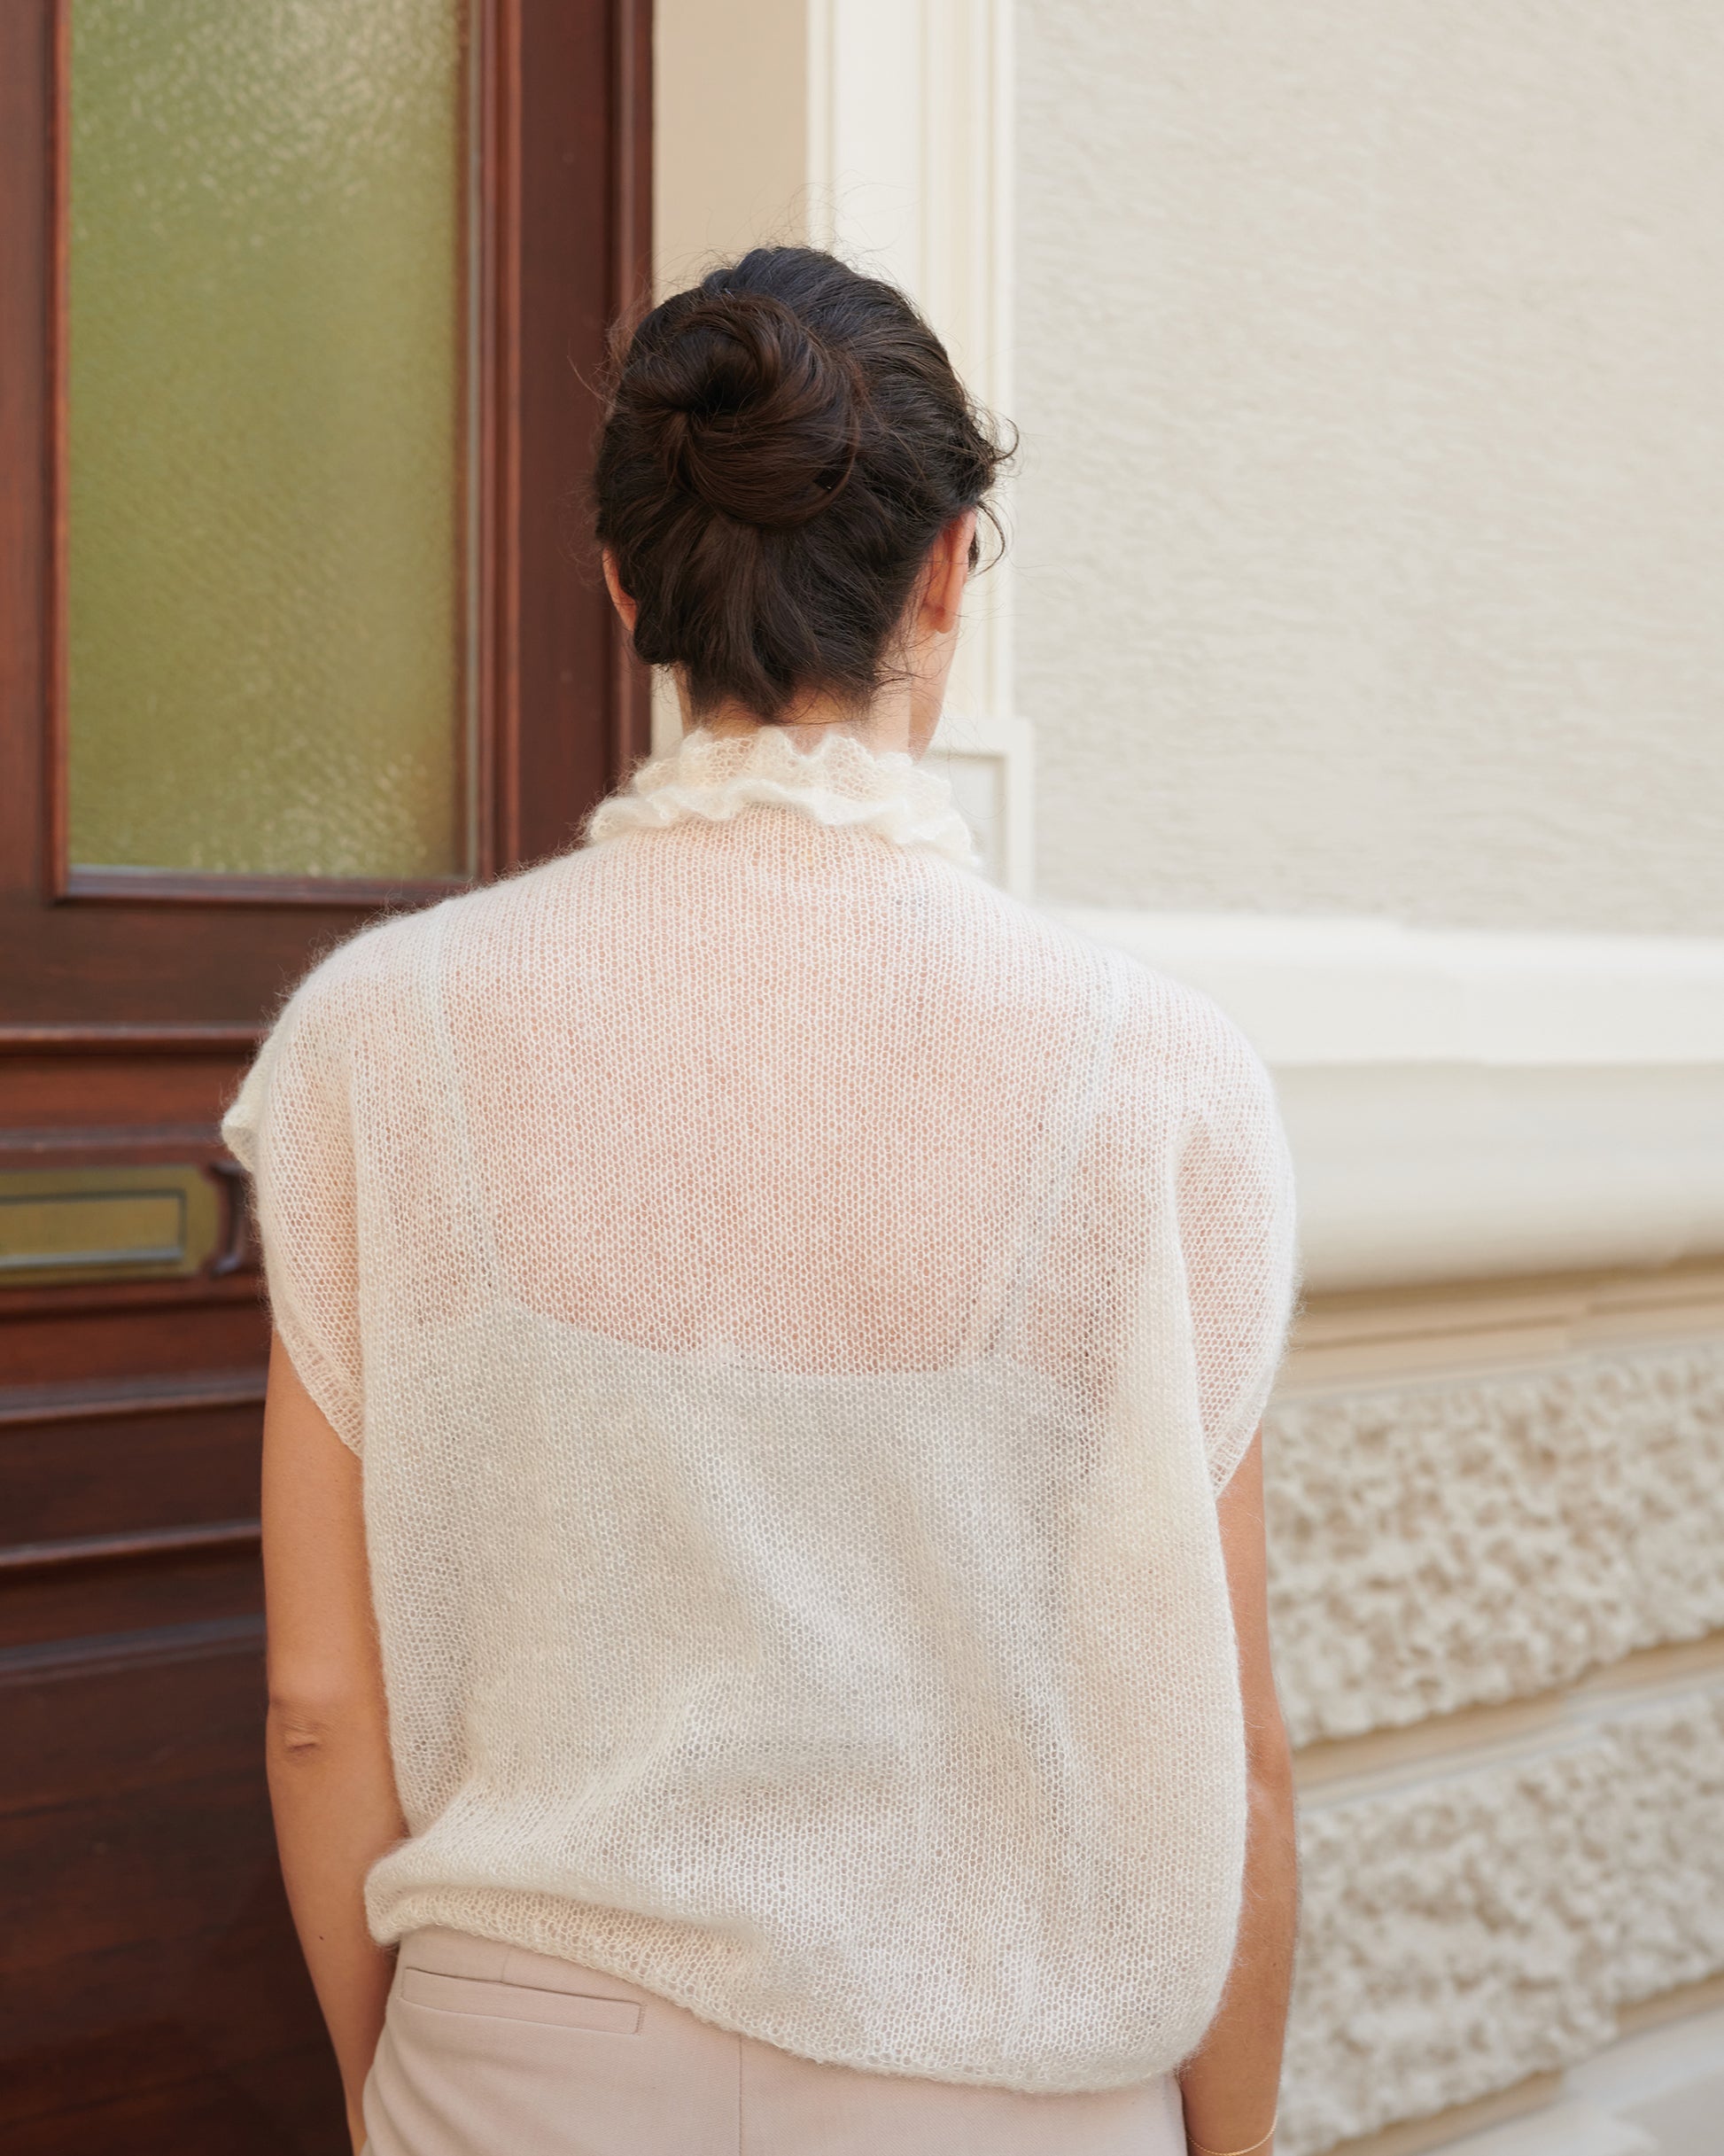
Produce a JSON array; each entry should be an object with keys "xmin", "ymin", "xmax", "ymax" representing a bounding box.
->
[
  {"xmin": 920, "ymin": 510, "xmax": 977, "ymax": 637},
  {"xmin": 602, "ymin": 549, "xmax": 639, "ymax": 637}
]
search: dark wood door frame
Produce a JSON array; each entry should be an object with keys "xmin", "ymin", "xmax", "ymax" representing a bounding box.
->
[
  {"xmin": 0, "ymin": 6, "xmax": 649, "ymax": 2148},
  {"xmin": 485, "ymin": 0, "xmax": 656, "ymax": 886},
  {"xmin": 2, "ymin": 0, "xmax": 653, "ymax": 1020}
]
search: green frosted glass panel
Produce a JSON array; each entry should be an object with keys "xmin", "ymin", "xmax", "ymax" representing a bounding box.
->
[{"xmin": 66, "ymin": 0, "xmax": 472, "ymax": 880}]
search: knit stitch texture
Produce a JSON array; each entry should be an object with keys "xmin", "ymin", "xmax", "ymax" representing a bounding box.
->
[{"xmin": 223, "ymin": 724, "xmax": 1298, "ymax": 2092}]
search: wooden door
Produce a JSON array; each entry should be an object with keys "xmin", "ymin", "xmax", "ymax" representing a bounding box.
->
[{"xmin": 0, "ymin": 4, "xmax": 649, "ymax": 2148}]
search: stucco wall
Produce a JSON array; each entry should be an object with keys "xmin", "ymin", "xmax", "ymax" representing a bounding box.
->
[
  {"xmin": 1265, "ymin": 1317, "xmax": 1724, "ymax": 2152},
  {"xmin": 1268, "ymin": 1343, "xmax": 1724, "ymax": 1749},
  {"xmin": 1285, "ymin": 1679, "xmax": 1724, "ymax": 2153},
  {"xmin": 1014, "ymin": 0, "xmax": 1724, "ymax": 931}
]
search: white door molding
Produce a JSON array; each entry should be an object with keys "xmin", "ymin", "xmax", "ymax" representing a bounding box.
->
[{"xmin": 806, "ymin": 0, "xmax": 1031, "ymax": 891}]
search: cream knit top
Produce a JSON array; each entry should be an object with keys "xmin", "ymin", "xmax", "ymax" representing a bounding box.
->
[{"xmin": 223, "ymin": 725, "xmax": 1297, "ymax": 2094}]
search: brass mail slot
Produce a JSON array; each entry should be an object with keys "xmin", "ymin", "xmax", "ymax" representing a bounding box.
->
[{"xmin": 0, "ymin": 1164, "xmax": 222, "ymax": 1288}]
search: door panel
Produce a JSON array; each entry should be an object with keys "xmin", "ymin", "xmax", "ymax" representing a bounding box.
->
[
  {"xmin": 3, "ymin": 1374, "xmax": 267, "ymax": 1545},
  {"xmin": 66, "ymin": 0, "xmax": 477, "ymax": 886},
  {"xmin": 4, "ymin": 1645, "xmax": 335, "ymax": 2156},
  {"xmin": 0, "ymin": 2, "xmax": 650, "ymax": 2146}
]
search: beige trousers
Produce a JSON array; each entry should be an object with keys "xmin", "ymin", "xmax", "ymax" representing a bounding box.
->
[{"xmin": 362, "ymin": 1928, "xmax": 1187, "ymax": 2156}]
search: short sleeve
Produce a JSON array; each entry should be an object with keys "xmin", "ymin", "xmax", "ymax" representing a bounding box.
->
[
  {"xmin": 1175, "ymin": 1013, "xmax": 1299, "ymax": 1493},
  {"xmin": 223, "ymin": 985, "xmax": 365, "ymax": 1453}
]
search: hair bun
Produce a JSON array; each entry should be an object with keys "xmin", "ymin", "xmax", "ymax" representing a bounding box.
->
[
  {"xmin": 633, "ymin": 290, "xmax": 860, "ymax": 531},
  {"xmin": 594, "ymin": 245, "xmax": 1008, "ymax": 722}
]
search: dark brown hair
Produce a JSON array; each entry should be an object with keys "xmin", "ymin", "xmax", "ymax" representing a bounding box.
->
[{"xmin": 594, "ymin": 247, "xmax": 1009, "ymax": 722}]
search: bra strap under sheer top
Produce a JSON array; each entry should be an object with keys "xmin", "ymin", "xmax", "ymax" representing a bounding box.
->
[{"xmin": 987, "ymin": 950, "xmax": 1130, "ymax": 1363}]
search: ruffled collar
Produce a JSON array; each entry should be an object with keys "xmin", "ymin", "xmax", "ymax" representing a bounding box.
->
[{"xmin": 585, "ymin": 725, "xmax": 979, "ymax": 868}]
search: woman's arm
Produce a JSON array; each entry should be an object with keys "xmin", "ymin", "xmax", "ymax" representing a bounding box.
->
[
  {"xmin": 1177, "ymin": 1432, "xmax": 1298, "ymax": 2156},
  {"xmin": 261, "ymin": 1330, "xmax": 406, "ymax": 2153}
]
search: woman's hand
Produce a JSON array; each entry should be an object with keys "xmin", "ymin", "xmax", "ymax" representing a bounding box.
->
[
  {"xmin": 1177, "ymin": 1432, "xmax": 1296, "ymax": 2156},
  {"xmin": 262, "ymin": 1332, "xmax": 406, "ymax": 2143}
]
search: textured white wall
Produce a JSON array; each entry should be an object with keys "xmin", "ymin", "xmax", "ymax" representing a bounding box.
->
[
  {"xmin": 1263, "ymin": 1330, "xmax": 1724, "ymax": 2152},
  {"xmin": 1014, "ymin": 1, "xmax": 1724, "ymax": 931},
  {"xmin": 1267, "ymin": 1343, "xmax": 1724, "ymax": 1747},
  {"xmin": 1284, "ymin": 1680, "xmax": 1724, "ymax": 2152}
]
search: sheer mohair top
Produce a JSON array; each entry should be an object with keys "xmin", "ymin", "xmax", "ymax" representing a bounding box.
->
[{"xmin": 223, "ymin": 724, "xmax": 1298, "ymax": 2094}]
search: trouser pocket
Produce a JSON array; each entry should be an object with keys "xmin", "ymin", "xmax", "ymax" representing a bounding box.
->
[{"xmin": 399, "ymin": 1966, "xmax": 642, "ymax": 2035}]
